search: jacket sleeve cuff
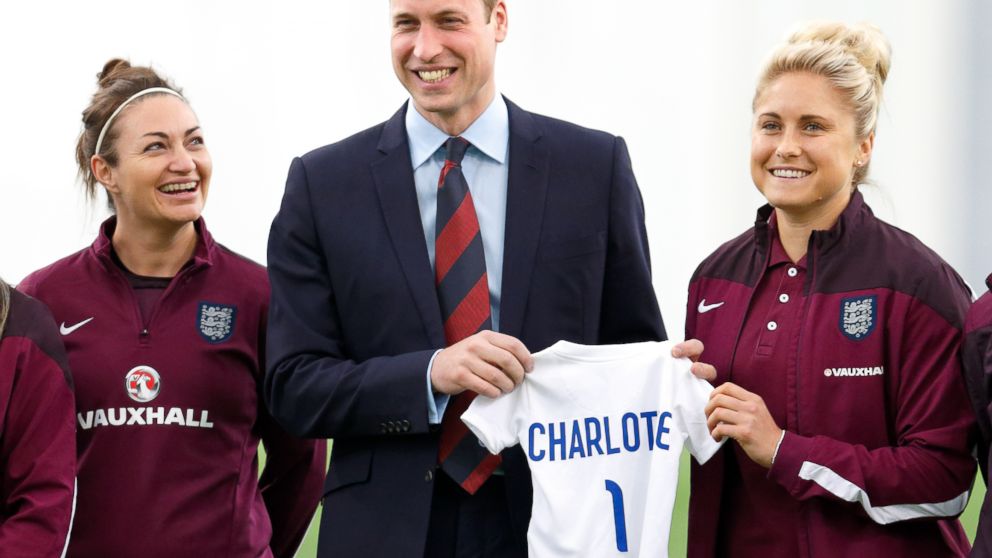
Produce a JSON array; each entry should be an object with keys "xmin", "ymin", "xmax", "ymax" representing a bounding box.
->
[{"xmin": 767, "ymin": 431, "xmax": 814, "ymax": 493}]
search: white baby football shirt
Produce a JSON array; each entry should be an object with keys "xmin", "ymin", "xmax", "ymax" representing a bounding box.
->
[{"xmin": 461, "ymin": 340, "xmax": 723, "ymax": 557}]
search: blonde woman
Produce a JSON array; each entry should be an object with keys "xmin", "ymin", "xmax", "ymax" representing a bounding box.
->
[{"xmin": 686, "ymin": 23, "xmax": 976, "ymax": 557}]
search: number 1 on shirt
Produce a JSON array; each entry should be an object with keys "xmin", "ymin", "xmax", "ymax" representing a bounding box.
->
[{"xmin": 604, "ymin": 479, "xmax": 629, "ymax": 552}]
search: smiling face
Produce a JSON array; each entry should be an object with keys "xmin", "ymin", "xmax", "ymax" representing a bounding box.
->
[
  {"xmin": 390, "ymin": 0, "xmax": 507, "ymax": 135},
  {"xmin": 751, "ymin": 71, "xmax": 873, "ymax": 226},
  {"xmin": 94, "ymin": 94, "xmax": 211, "ymax": 231}
]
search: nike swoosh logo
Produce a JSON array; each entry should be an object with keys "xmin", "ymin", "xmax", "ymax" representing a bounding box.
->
[
  {"xmin": 60, "ymin": 317, "xmax": 94, "ymax": 335},
  {"xmin": 697, "ymin": 300, "xmax": 725, "ymax": 314}
]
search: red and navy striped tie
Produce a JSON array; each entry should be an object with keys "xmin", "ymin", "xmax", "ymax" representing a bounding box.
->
[{"xmin": 435, "ymin": 137, "xmax": 500, "ymax": 494}]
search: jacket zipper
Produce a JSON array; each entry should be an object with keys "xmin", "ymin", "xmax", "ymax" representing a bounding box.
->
[
  {"xmin": 142, "ymin": 265, "xmax": 202, "ymax": 341},
  {"xmin": 105, "ymin": 264, "xmax": 150, "ymax": 345},
  {"xmin": 795, "ymin": 232, "xmax": 819, "ymax": 436},
  {"xmin": 796, "ymin": 231, "xmax": 818, "ymax": 558},
  {"xmin": 106, "ymin": 259, "xmax": 202, "ymax": 345}
]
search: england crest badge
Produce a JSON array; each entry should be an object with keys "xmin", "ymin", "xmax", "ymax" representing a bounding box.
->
[
  {"xmin": 198, "ymin": 302, "xmax": 236, "ymax": 344},
  {"xmin": 839, "ymin": 295, "xmax": 876, "ymax": 341}
]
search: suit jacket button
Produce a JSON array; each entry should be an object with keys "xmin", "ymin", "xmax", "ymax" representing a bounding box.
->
[
  {"xmin": 379, "ymin": 422, "xmax": 387, "ymax": 433},
  {"xmin": 402, "ymin": 419, "xmax": 411, "ymax": 431},
  {"xmin": 425, "ymin": 469, "xmax": 434, "ymax": 482}
]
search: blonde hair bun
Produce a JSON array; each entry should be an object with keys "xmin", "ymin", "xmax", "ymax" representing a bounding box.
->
[{"xmin": 788, "ymin": 21, "xmax": 891, "ymax": 89}]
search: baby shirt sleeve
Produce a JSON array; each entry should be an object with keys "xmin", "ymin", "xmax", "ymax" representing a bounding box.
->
[
  {"xmin": 673, "ymin": 360, "xmax": 724, "ymax": 464},
  {"xmin": 461, "ymin": 383, "xmax": 527, "ymax": 455}
]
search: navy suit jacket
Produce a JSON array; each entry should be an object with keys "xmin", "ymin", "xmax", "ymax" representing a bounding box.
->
[{"xmin": 265, "ymin": 98, "xmax": 666, "ymax": 557}]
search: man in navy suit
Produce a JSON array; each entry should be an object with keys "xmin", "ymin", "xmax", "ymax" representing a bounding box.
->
[{"xmin": 265, "ymin": 1, "xmax": 709, "ymax": 556}]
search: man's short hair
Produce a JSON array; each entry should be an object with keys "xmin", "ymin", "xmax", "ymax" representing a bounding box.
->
[{"xmin": 481, "ymin": 0, "xmax": 496, "ymax": 22}]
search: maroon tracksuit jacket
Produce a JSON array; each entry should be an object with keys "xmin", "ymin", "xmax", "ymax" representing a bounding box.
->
[
  {"xmin": 0, "ymin": 289, "xmax": 75, "ymax": 557},
  {"xmin": 20, "ymin": 218, "xmax": 325, "ymax": 558},
  {"xmin": 964, "ymin": 274, "xmax": 992, "ymax": 558},
  {"xmin": 686, "ymin": 192, "xmax": 976, "ymax": 557}
]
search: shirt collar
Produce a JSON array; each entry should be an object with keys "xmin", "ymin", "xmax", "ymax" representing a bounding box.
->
[
  {"xmin": 767, "ymin": 211, "xmax": 807, "ymax": 270},
  {"xmin": 405, "ymin": 94, "xmax": 509, "ymax": 169},
  {"xmin": 92, "ymin": 215, "xmax": 215, "ymax": 269}
]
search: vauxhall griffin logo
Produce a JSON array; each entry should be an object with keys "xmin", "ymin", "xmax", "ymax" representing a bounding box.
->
[{"xmin": 125, "ymin": 365, "xmax": 161, "ymax": 403}]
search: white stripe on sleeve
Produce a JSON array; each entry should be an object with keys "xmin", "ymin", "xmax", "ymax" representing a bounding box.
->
[
  {"xmin": 798, "ymin": 461, "xmax": 968, "ymax": 524},
  {"xmin": 59, "ymin": 477, "xmax": 77, "ymax": 558}
]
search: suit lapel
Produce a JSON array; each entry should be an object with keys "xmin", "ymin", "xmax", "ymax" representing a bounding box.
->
[
  {"xmin": 371, "ymin": 104, "xmax": 446, "ymax": 348},
  {"xmin": 499, "ymin": 99, "xmax": 549, "ymax": 339}
]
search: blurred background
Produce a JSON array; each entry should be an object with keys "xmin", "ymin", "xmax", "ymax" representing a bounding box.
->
[
  {"xmin": 3, "ymin": 0, "xmax": 988, "ymax": 555},
  {"xmin": 3, "ymin": 0, "xmax": 989, "ymax": 328}
]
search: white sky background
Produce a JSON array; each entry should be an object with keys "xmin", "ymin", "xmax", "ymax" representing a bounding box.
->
[{"xmin": 1, "ymin": 1, "xmax": 983, "ymax": 338}]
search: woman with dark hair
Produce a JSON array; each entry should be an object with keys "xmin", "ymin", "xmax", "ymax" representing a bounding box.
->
[
  {"xmin": 0, "ymin": 279, "xmax": 76, "ymax": 556},
  {"xmin": 686, "ymin": 22, "xmax": 976, "ymax": 557},
  {"xmin": 19, "ymin": 59, "xmax": 325, "ymax": 558}
]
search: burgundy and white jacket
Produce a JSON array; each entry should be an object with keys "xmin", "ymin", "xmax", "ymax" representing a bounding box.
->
[
  {"xmin": 964, "ymin": 274, "xmax": 992, "ymax": 558},
  {"xmin": 0, "ymin": 289, "xmax": 75, "ymax": 557},
  {"xmin": 686, "ymin": 191, "xmax": 976, "ymax": 557},
  {"xmin": 20, "ymin": 218, "xmax": 325, "ymax": 558}
]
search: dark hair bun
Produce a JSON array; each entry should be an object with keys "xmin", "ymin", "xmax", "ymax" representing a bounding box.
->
[{"xmin": 98, "ymin": 58, "xmax": 132, "ymax": 87}]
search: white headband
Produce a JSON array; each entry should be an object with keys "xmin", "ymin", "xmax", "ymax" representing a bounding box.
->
[{"xmin": 93, "ymin": 87, "xmax": 185, "ymax": 158}]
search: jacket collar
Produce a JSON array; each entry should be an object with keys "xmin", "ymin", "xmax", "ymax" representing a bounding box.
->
[
  {"xmin": 91, "ymin": 216, "xmax": 216, "ymax": 270},
  {"xmin": 498, "ymin": 96, "xmax": 548, "ymax": 339},
  {"xmin": 372, "ymin": 104, "xmax": 446, "ymax": 346},
  {"xmin": 754, "ymin": 189, "xmax": 872, "ymax": 257},
  {"xmin": 377, "ymin": 103, "xmax": 409, "ymax": 154}
]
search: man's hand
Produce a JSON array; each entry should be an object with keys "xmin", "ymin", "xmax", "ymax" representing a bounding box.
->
[
  {"xmin": 672, "ymin": 338, "xmax": 717, "ymax": 381},
  {"xmin": 705, "ymin": 382, "xmax": 783, "ymax": 468},
  {"xmin": 431, "ymin": 330, "xmax": 534, "ymax": 399}
]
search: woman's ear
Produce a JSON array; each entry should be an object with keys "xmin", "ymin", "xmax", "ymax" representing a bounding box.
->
[
  {"xmin": 91, "ymin": 155, "xmax": 119, "ymax": 195},
  {"xmin": 857, "ymin": 131, "xmax": 875, "ymax": 167}
]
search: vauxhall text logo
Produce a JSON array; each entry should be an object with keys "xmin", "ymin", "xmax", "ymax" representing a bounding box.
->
[
  {"xmin": 75, "ymin": 364, "xmax": 215, "ymax": 431},
  {"xmin": 824, "ymin": 365, "xmax": 885, "ymax": 377},
  {"xmin": 125, "ymin": 365, "xmax": 161, "ymax": 402}
]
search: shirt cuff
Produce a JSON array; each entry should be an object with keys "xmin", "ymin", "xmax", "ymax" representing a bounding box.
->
[
  {"xmin": 426, "ymin": 349, "xmax": 449, "ymax": 424},
  {"xmin": 767, "ymin": 431, "xmax": 814, "ymax": 495},
  {"xmin": 770, "ymin": 429, "xmax": 787, "ymax": 466}
]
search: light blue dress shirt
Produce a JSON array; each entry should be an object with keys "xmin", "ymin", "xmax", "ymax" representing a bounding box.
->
[{"xmin": 406, "ymin": 94, "xmax": 510, "ymax": 423}]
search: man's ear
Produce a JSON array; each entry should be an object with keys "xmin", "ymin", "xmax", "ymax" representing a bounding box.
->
[{"xmin": 493, "ymin": 1, "xmax": 508, "ymax": 43}]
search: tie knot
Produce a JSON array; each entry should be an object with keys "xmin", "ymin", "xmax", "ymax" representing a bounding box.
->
[{"xmin": 444, "ymin": 137, "xmax": 470, "ymax": 165}]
